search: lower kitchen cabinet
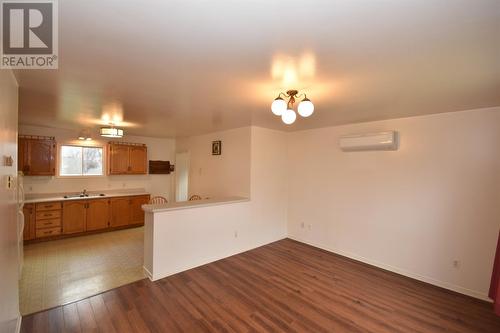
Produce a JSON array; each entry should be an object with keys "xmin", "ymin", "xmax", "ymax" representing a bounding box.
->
[
  {"xmin": 110, "ymin": 195, "xmax": 150, "ymax": 227},
  {"xmin": 62, "ymin": 201, "xmax": 86, "ymax": 234},
  {"xmin": 26, "ymin": 194, "xmax": 150, "ymax": 242},
  {"xmin": 110, "ymin": 197, "xmax": 131, "ymax": 227},
  {"xmin": 23, "ymin": 204, "xmax": 36, "ymax": 241},
  {"xmin": 130, "ymin": 195, "xmax": 150, "ymax": 225},
  {"xmin": 86, "ymin": 199, "xmax": 110, "ymax": 231}
]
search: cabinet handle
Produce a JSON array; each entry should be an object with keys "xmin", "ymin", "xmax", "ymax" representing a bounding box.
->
[
  {"xmin": 43, "ymin": 222, "xmax": 51, "ymax": 225},
  {"xmin": 44, "ymin": 213, "xmax": 51, "ymax": 217}
]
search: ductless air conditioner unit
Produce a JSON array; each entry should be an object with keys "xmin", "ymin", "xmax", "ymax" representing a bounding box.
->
[{"xmin": 339, "ymin": 131, "xmax": 398, "ymax": 151}]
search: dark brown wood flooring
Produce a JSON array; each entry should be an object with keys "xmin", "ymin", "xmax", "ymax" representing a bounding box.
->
[{"xmin": 21, "ymin": 238, "xmax": 500, "ymax": 332}]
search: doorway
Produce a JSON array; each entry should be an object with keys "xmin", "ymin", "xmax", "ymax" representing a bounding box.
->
[{"xmin": 175, "ymin": 151, "xmax": 190, "ymax": 202}]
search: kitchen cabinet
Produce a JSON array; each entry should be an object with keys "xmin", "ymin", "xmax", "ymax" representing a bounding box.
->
[
  {"xmin": 108, "ymin": 144, "xmax": 129, "ymax": 174},
  {"xmin": 35, "ymin": 201, "xmax": 62, "ymax": 238},
  {"xmin": 86, "ymin": 199, "xmax": 110, "ymax": 231},
  {"xmin": 110, "ymin": 197, "xmax": 131, "ymax": 227},
  {"xmin": 25, "ymin": 195, "xmax": 149, "ymax": 243},
  {"xmin": 130, "ymin": 195, "xmax": 150, "ymax": 225},
  {"xmin": 129, "ymin": 146, "xmax": 148, "ymax": 174},
  {"xmin": 108, "ymin": 143, "xmax": 147, "ymax": 175},
  {"xmin": 18, "ymin": 136, "xmax": 56, "ymax": 176},
  {"xmin": 23, "ymin": 204, "xmax": 35, "ymax": 241},
  {"xmin": 62, "ymin": 201, "xmax": 86, "ymax": 234},
  {"xmin": 110, "ymin": 195, "xmax": 150, "ymax": 227}
]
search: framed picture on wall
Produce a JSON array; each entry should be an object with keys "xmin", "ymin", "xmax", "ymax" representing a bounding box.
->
[{"xmin": 212, "ymin": 140, "xmax": 221, "ymax": 155}]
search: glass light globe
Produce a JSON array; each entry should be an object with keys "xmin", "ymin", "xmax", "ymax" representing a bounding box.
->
[
  {"xmin": 298, "ymin": 98, "xmax": 314, "ymax": 117},
  {"xmin": 271, "ymin": 97, "xmax": 287, "ymax": 116},
  {"xmin": 281, "ymin": 109, "xmax": 297, "ymax": 125}
]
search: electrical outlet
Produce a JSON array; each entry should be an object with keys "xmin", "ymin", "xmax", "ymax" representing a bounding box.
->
[
  {"xmin": 452, "ymin": 260, "xmax": 461, "ymax": 269},
  {"xmin": 301, "ymin": 222, "xmax": 305, "ymax": 229},
  {"xmin": 234, "ymin": 231, "xmax": 238, "ymax": 238},
  {"xmin": 5, "ymin": 175, "xmax": 14, "ymax": 189}
]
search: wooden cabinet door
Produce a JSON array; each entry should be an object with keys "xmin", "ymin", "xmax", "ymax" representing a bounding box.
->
[
  {"xmin": 129, "ymin": 146, "xmax": 147, "ymax": 174},
  {"xmin": 108, "ymin": 144, "xmax": 129, "ymax": 174},
  {"xmin": 86, "ymin": 199, "xmax": 110, "ymax": 231},
  {"xmin": 27, "ymin": 139, "xmax": 56, "ymax": 175},
  {"xmin": 130, "ymin": 195, "xmax": 150, "ymax": 225},
  {"xmin": 110, "ymin": 197, "xmax": 131, "ymax": 227},
  {"xmin": 23, "ymin": 204, "xmax": 35, "ymax": 241},
  {"xmin": 18, "ymin": 138, "xmax": 28, "ymax": 174},
  {"xmin": 62, "ymin": 201, "xmax": 86, "ymax": 234}
]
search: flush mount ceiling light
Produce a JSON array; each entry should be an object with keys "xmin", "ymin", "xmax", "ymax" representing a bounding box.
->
[
  {"xmin": 100, "ymin": 124, "xmax": 124, "ymax": 138},
  {"xmin": 271, "ymin": 90, "xmax": 314, "ymax": 125},
  {"xmin": 78, "ymin": 129, "xmax": 92, "ymax": 141}
]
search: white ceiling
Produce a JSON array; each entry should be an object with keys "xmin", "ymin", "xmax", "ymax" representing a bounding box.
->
[{"xmin": 16, "ymin": 0, "xmax": 500, "ymax": 138}]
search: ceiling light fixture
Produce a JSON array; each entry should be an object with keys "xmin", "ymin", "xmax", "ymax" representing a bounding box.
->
[
  {"xmin": 100, "ymin": 124, "xmax": 124, "ymax": 138},
  {"xmin": 271, "ymin": 90, "xmax": 314, "ymax": 125},
  {"xmin": 78, "ymin": 129, "xmax": 92, "ymax": 141}
]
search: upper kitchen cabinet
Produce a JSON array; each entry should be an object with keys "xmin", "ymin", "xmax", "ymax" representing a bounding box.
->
[
  {"xmin": 108, "ymin": 143, "xmax": 129, "ymax": 174},
  {"xmin": 129, "ymin": 146, "xmax": 148, "ymax": 174},
  {"xmin": 108, "ymin": 142, "xmax": 147, "ymax": 175},
  {"xmin": 18, "ymin": 135, "xmax": 56, "ymax": 176}
]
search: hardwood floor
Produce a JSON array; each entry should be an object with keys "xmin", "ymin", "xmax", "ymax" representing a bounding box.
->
[{"xmin": 21, "ymin": 239, "xmax": 500, "ymax": 332}]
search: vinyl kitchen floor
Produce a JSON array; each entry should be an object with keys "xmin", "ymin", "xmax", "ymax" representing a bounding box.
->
[{"xmin": 19, "ymin": 227, "xmax": 145, "ymax": 315}]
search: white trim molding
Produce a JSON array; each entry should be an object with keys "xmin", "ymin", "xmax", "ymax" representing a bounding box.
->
[{"xmin": 288, "ymin": 236, "xmax": 492, "ymax": 302}]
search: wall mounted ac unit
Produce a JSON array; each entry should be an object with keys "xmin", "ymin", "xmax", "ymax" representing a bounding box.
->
[{"xmin": 339, "ymin": 131, "xmax": 398, "ymax": 151}]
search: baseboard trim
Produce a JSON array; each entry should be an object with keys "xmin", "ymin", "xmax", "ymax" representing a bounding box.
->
[
  {"xmin": 143, "ymin": 266, "xmax": 153, "ymax": 281},
  {"xmin": 288, "ymin": 236, "xmax": 491, "ymax": 302}
]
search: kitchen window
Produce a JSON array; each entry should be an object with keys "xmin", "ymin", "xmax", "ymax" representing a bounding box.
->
[{"xmin": 60, "ymin": 145, "xmax": 104, "ymax": 176}]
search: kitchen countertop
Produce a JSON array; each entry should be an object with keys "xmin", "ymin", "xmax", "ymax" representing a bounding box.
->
[
  {"xmin": 142, "ymin": 196, "xmax": 250, "ymax": 213},
  {"xmin": 24, "ymin": 190, "xmax": 150, "ymax": 204}
]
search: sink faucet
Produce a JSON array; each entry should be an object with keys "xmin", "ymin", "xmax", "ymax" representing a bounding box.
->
[{"xmin": 82, "ymin": 189, "xmax": 88, "ymax": 196}]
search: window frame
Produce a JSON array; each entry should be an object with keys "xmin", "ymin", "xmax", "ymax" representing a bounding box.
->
[{"xmin": 57, "ymin": 143, "xmax": 106, "ymax": 178}]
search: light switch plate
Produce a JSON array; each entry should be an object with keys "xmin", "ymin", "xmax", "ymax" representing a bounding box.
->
[{"xmin": 3, "ymin": 155, "xmax": 13, "ymax": 167}]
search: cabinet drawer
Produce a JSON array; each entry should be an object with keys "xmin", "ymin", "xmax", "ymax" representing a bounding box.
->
[
  {"xmin": 36, "ymin": 210, "xmax": 61, "ymax": 220},
  {"xmin": 36, "ymin": 218, "xmax": 61, "ymax": 229},
  {"xmin": 36, "ymin": 202, "xmax": 62, "ymax": 212},
  {"xmin": 36, "ymin": 227, "xmax": 61, "ymax": 238}
]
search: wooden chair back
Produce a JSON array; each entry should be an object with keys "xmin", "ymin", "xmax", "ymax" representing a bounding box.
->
[{"xmin": 149, "ymin": 196, "xmax": 168, "ymax": 204}]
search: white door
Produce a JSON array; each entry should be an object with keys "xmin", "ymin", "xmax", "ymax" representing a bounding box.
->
[{"xmin": 175, "ymin": 152, "xmax": 190, "ymax": 202}]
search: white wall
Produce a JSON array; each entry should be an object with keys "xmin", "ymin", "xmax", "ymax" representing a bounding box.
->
[
  {"xmin": 19, "ymin": 125, "xmax": 176, "ymax": 200},
  {"xmin": 249, "ymin": 126, "xmax": 288, "ymax": 245},
  {"xmin": 175, "ymin": 126, "xmax": 288, "ymax": 245},
  {"xmin": 176, "ymin": 127, "xmax": 251, "ymax": 198},
  {"xmin": 145, "ymin": 200, "xmax": 253, "ymax": 279},
  {"xmin": 0, "ymin": 70, "xmax": 20, "ymax": 332},
  {"xmin": 144, "ymin": 126, "xmax": 288, "ymax": 281},
  {"xmin": 286, "ymin": 107, "xmax": 500, "ymax": 300}
]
